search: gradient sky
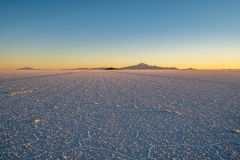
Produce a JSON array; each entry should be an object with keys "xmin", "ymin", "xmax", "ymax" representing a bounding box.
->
[{"xmin": 1, "ymin": 0, "xmax": 240, "ymax": 69}]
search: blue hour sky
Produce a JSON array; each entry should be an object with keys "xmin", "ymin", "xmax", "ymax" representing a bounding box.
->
[{"xmin": 0, "ymin": 0, "xmax": 240, "ymax": 69}]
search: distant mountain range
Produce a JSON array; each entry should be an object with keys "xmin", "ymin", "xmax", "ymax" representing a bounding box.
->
[
  {"xmin": 17, "ymin": 67, "xmax": 35, "ymax": 70},
  {"xmin": 121, "ymin": 63, "xmax": 178, "ymax": 70},
  {"xmin": 17, "ymin": 63, "xmax": 179, "ymax": 70},
  {"xmin": 17, "ymin": 67, "xmax": 45, "ymax": 70}
]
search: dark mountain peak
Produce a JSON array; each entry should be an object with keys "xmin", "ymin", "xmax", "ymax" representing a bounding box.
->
[
  {"xmin": 104, "ymin": 67, "xmax": 121, "ymax": 70},
  {"xmin": 17, "ymin": 67, "xmax": 34, "ymax": 70},
  {"xmin": 138, "ymin": 63, "xmax": 148, "ymax": 66},
  {"xmin": 121, "ymin": 63, "xmax": 178, "ymax": 70}
]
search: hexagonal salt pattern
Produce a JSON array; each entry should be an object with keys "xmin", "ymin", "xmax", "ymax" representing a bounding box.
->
[{"xmin": 0, "ymin": 70, "xmax": 240, "ymax": 159}]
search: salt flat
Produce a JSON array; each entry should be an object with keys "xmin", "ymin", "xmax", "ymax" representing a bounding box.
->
[{"xmin": 0, "ymin": 70, "xmax": 240, "ymax": 159}]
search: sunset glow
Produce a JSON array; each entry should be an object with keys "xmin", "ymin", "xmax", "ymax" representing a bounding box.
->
[{"xmin": 1, "ymin": 0, "xmax": 240, "ymax": 69}]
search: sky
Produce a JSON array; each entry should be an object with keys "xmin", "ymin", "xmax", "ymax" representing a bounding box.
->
[{"xmin": 0, "ymin": 0, "xmax": 240, "ymax": 69}]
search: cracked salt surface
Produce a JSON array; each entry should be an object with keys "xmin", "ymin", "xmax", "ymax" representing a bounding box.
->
[{"xmin": 0, "ymin": 70, "xmax": 240, "ymax": 159}]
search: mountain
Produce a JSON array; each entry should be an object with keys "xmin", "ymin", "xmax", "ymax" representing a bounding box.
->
[
  {"xmin": 17, "ymin": 67, "xmax": 35, "ymax": 70},
  {"xmin": 182, "ymin": 68, "xmax": 197, "ymax": 70},
  {"xmin": 121, "ymin": 63, "xmax": 178, "ymax": 70},
  {"xmin": 104, "ymin": 67, "xmax": 122, "ymax": 70}
]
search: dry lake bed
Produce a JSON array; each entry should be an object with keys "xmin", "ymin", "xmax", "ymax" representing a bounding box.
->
[{"xmin": 0, "ymin": 70, "xmax": 240, "ymax": 159}]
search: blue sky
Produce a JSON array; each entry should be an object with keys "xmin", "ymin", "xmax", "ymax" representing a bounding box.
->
[{"xmin": 1, "ymin": 0, "xmax": 240, "ymax": 69}]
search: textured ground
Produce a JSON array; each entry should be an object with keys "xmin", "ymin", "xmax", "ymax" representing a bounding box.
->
[{"xmin": 0, "ymin": 70, "xmax": 240, "ymax": 159}]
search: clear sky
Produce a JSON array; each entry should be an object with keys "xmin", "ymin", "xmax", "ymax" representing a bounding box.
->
[{"xmin": 0, "ymin": 0, "xmax": 240, "ymax": 69}]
